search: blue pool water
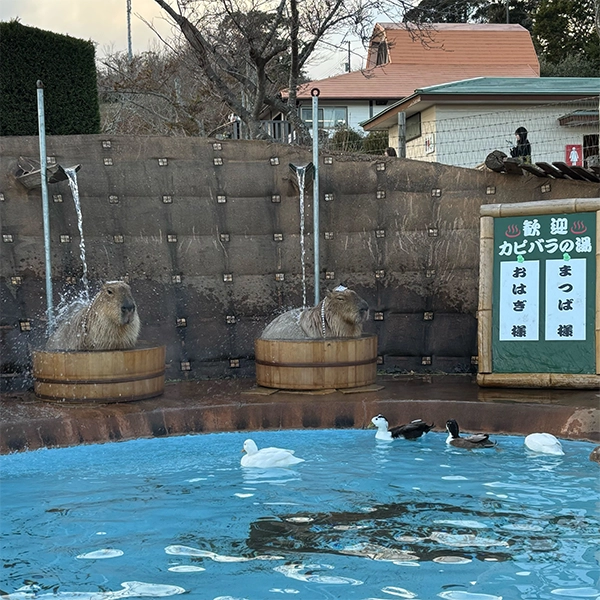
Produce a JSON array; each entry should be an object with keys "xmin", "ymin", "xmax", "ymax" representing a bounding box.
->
[{"xmin": 1, "ymin": 429, "xmax": 598, "ymax": 600}]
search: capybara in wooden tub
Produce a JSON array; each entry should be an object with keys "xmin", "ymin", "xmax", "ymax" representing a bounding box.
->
[
  {"xmin": 260, "ymin": 285, "xmax": 369, "ymax": 340},
  {"xmin": 35, "ymin": 281, "xmax": 164, "ymax": 403},
  {"xmin": 256, "ymin": 286, "xmax": 376, "ymax": 390},
  {"xmin": 46, "ymin": 281, "xmax": 140, "ymax": 351}
]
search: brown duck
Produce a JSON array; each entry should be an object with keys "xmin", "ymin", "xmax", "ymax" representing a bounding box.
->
[{"xmin": 445, "ymin": 419, "xmax": 496, "ymax": 449}]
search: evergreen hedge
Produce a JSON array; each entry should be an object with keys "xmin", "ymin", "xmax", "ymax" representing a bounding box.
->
[{"xmin": 0, "ymin": 20, "xmax": 100, "ymax": 136}]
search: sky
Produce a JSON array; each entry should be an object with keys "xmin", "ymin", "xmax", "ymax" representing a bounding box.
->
[{"xmin": 0, "ymin": 0, "xmax": 365, "ymax": 81}]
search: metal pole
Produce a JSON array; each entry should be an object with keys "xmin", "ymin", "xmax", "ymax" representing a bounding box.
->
[
  {"xmin": 347, "ymin": 41, "xmax": 351, "ymax": 72},
  {"xmin": 37, "ymin": 80, "xmax": 54, "ymax": 333},
  {"xmin": 311, "ymin": 88, "xmax": 320, "ymax": 305},
  {"xmin": 127, "ymin": 0, "xmax": 133, "ymax": 61},
  {"xmin": 397, "ymin": 111, "xmax": 406, "ymax": 158}
]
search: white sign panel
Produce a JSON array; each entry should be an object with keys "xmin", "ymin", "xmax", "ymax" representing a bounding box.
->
[
  {"xmin": 424, "ymin": 133, "xmax": 435, "ymax": 155},
  {"xmin": 545, "ymin": 258, "xmax": 586, "ymax": 341},
  {"xmin": 499, "ymin": 260, "xmax": 540, "ymax": 341}
]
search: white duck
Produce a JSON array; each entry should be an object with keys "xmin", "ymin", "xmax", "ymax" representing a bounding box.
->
[
  {"xmin": 240, "ymin": 439, "xmax": 305, "ymax": 468},
  {"xmin": 524, "ymin": 433, "xmax": 564, "ymax": 456}
]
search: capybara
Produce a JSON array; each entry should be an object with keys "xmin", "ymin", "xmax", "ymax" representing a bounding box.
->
[
  {"xmin": 261, "ymin": 285, "xmax": 369, "ymax": 340},
  {"xmin": 46, "ymin": 281, "xmax": 140, "ymax": 351}
]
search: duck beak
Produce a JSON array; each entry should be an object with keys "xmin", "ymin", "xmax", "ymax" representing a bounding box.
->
[{"xmin": 367, "ymin": 422, "xmax": 376, "ymax": 429}]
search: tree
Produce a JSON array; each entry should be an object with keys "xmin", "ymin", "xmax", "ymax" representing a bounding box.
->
[
  {"xmin": 533, "ymin": 0, "xmax": 599, "ymax": 66},
  {"xmin": 152, "ymin": 0, "xmax": 416, "ymax": 143},
  {"xmin": 404, "ymin": 0, "xmax": 541, "ymax": 30},
  {"xmin": 98, "ymin": 46, "xmax": 228, "ymax": 136}
]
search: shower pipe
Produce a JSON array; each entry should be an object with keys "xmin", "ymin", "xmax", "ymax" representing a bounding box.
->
[
  {"xmin": 311, "ymin": 87, "xmax": 320, "ymax": 305},
  {"xmin": 36, "ymin": 80, "xmax": 54, "ymax": 333}
]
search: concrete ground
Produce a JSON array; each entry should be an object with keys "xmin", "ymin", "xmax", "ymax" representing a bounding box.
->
[{"xmin": 1, "ymin": 374, "xmax": 598, "ymax": 454}]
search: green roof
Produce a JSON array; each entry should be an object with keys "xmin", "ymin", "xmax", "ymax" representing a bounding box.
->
[{"xmin": 416, "ymin": 77, "xmax": 600, "ymax": 95}]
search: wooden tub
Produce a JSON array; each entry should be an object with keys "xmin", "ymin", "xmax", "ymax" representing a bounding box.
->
[
  {"xmin": 32, "ymin": 346, "xmax": 166, "ymax": 403},
  {"xmin": 255, "ymin": 335, "xmax": 378, "ymax": 390}
]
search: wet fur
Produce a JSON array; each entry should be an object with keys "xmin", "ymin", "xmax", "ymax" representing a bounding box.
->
[
  {"xmin": 46, "ymin": 281, "xmax": 140, "ymax": 351},
  {"xmin": 261, "ymin": 288, "xmax": 369, "ymax": 340}
]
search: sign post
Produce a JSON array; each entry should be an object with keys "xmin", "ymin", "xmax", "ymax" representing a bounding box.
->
[{"xmin": 478, "ymin": 198, "xmax": 599, "ymax": 388}]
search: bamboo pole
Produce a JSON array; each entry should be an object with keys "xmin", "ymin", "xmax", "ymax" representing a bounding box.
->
[
  {"xmin": 478, "ymin": 372, "xmax": 600, "ymax": 389},
  {"xmin": 478, "ymin": 216, "xmax": 494, "ymax": 373},
  {"xmin": 596, "ymin": 210, "xmax": 600, "ymax": 374},
  {"xmin": 481, "ymin": 198, "xmax": 600, "ymax": 217}
]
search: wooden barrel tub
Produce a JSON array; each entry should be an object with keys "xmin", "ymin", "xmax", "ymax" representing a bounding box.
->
[
  {"xmin": 255, "ymin": 335, "xmax": 378, "ymax": 390},
  {"xmin": 32, "ymin": 346, "xmax": 166, "ymax": 403}
]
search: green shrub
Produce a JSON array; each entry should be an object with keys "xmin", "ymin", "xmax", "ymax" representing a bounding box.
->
[
  {"xmin": 0, "ymin": 20, "xmax": 100, "ymax": 136},
  {"xmin": 330, "ymin": 125, "xmax": 363, "ymax": 152},
  {"xmin": 363, "ymin": 130, "xmax": 389, "ymax": 155}
]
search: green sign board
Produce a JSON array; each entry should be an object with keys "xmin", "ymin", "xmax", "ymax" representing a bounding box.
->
[{"xmin": 492, "ymin": 211, "xmax": 596, "ymax": 374}]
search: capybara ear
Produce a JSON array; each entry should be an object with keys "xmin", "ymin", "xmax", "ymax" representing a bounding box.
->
[{"xmin": 327, "ymin": 283, "xmax": 348, "ymax": 296}]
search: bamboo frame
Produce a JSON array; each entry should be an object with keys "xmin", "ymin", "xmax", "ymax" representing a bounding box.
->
[{"xmin": 477, "ymin": 198, "xmax": 600, "ymax": 389}]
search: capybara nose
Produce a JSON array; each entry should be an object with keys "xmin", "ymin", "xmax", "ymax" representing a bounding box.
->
[{"xmin": 121, "ymin": 303, "xmax": 135, "ymax": 323}]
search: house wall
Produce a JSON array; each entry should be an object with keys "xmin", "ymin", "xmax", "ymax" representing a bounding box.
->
[
  {"xmin": 297, "ymin": 100, "xmax": 390, "ymax": 135},
  {"xmin": 1, "ymin": 134, "xmax": 598, "ymax": 391},
  {"xmin": 404, "ymin": 102, "xmax": 599, "ymax": 168},
  {"xmin": 392, "ymin": 106, "xmax": 438, "ymax": 161}
]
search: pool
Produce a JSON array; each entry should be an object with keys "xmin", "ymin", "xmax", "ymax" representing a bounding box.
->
[{"xmin": 1, "ymin": 429, "xmax": 598, "ymax": 600}]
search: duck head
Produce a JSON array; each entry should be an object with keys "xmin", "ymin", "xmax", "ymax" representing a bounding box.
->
[
  {"xmin": 242, "ymin": 439, "xmax": 259, "ymax": 455},
  {"xmin": 370, "ymin": 414, "xmax": 389, "ymax": 430},
  {"xmin": 446, "ymin": 419, "xmax": 460, "ymax": 439}
]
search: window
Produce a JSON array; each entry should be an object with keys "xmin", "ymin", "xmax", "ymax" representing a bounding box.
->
[
  {"xmin": 406, "ymin": 113, "xmax": 421, "ymax": 141},
  {"xmin": 300, "ymin": 107, "xmax": 348, "ymax": 131},
  {"xmin": 583, "ymin": 134, "xmax": 599, "ymax": 167},
  {"xmin": 375, "ymin": 41, "xmax": 388, "ymax": 66}
]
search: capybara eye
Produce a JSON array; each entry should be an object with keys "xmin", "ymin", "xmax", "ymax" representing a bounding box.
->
[{"xmin": 106, "ymin": 289, "xmax": 113, "ymax": 295}]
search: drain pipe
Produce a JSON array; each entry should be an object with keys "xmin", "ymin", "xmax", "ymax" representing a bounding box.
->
[
  {"xmin": 311, "ymin": 88, "xmax": 320, "ymax": 305},
  {"xmin": 37, "ymin": 80, "xmax": 54, "ymax": 333}
]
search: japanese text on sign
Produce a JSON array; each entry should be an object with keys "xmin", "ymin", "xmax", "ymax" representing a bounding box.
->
[{"xmin": 496, "ymin": 215, "xmax": 590, "ymax": 342}]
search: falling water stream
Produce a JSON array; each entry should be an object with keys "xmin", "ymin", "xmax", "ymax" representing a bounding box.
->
[
  {"xmin": 65, "ymin": 167, "xmax": 89, "ymax": 300},
  {"xmin": 294, "ymin": 165, "xmax": 308, "ymax": 308}
]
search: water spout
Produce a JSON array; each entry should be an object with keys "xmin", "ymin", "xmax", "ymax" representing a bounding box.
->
[
  {"xmin": 65, "ymin": 166, "xmax": 89, "ymax": 300},
  {"xmin": 289, "ymin": 163, "xmax": 314, "ymax": 308}
]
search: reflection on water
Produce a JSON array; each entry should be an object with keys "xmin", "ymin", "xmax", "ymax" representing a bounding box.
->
[{"xmin": 1, "ymin": 430, "xmax": 598, "ymax": 600}]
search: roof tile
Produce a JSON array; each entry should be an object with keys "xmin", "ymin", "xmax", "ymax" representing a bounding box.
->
[{"xmin": 297, "ymin": 23, "xmax": 539, "ymax": 101}]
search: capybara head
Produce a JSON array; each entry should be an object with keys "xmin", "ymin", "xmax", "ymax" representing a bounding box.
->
[
  {"xmin": 96, "ymin": 281, "xmax": 138, "ymax": 326},
  {"xmin": 325, "ymin": 286, "xmax": 369, "ymax": 327}
]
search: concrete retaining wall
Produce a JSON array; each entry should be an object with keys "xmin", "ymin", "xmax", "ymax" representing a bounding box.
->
[{"xmin": 1, "ymin": 135, "xmax": 598, "ymax": 389}]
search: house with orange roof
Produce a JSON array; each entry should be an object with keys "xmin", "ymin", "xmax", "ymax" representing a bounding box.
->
[{"xmin": 277, "ymin": 22, "xmax": 540, "ymax": 136}]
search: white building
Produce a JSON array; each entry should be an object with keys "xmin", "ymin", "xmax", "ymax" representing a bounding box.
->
[{"xmin": 361, "ymin": 77, "xmax": 600, "ymax": 168}]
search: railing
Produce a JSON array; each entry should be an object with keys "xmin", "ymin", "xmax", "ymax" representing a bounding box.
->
[{"xmin": 229, "ymin": 120, "xmax": 294, "ymax": 143}]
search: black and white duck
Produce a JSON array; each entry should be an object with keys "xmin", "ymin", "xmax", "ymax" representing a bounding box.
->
[
  {"xmin": 445, "ymin": 419, "xmax": 496, "ymax": 449},
  {"xmin": 371, "ymin": 414, "xmax": 434, "ymax": 441}
]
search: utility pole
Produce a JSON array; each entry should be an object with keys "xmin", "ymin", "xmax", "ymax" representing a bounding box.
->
[
  {"xmin": 127, "ymin": 0, "xmax": 133, "ymax": 61},
  {"xmin": 347, "ymin": 41, "xmax": 351, "ymax": 72},
  {"xmin": 506, "ymin": 0, "xmax": 509, "ymax": 23}
]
